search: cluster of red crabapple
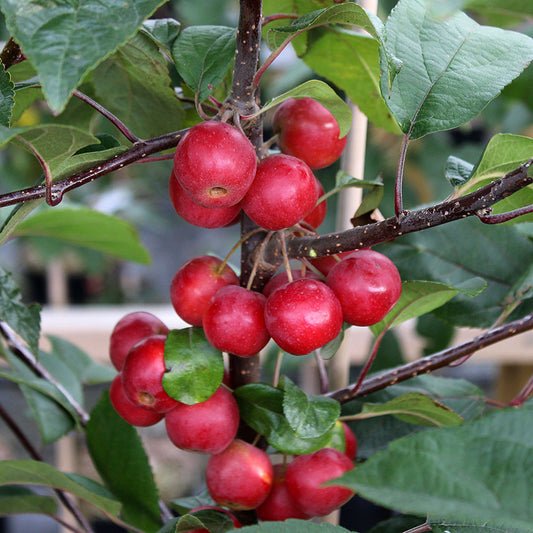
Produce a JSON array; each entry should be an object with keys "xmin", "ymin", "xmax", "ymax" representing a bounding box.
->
[{"xmin": 108, "ymin": 97, "xmax": 403, "ymax": 526}]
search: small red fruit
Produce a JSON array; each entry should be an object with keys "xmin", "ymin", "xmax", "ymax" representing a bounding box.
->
[
  {"xmin": 241, "ymin": 154, "xmax": 318, "ymax": 231},
  {"xmin": 343, "ymin": 422, "xmax": 358, "ymax": 461},
  {"xmin": 170, "ymin": 255, "xmax": 239, "ymax": 327},
  {"xmin": 273, "ymin": 97, "xmax": 347, "ymax": 169},
  {"xmin": 173, "ymin": 121, "xmax": 257, "ymax": 208},
  {"xmin": 168, "ymin": 171, "xmax": 241, "ymax": 229},
  {"xmin": 203, "ymin": 285, "xmax": 270, "ymax": 357},
  {"xmin": 121, "ymin": 335, "xmax": 179, "ymax": 413},
  {"xmin": 262, "ymin": 269, "xmax": 322, "ymax": 298},
  {"xmin": 206, "ymin": 439, "xmax": 274, "ymax": 511},
  {"xmin": 164, "ymin": 386, "xmax": 240, "ymax": 454},
  {"xmin": 285, "ymin": 447, "xmax": 355, "ymax": 517},
  {"xmin": 309, "ymin": 251, "xmax": 354, "ymax": 277},
  {"xmin": 302, "ymin": 178, "xmax": 327, "ymax": 230},
  {"xmin": 264, "ymin": 279, "xmax": 343, "ymax": 355},
  {"xmin": 256, "ymin": 464, "xmax": 310, "ymax": 522},
  {"xmin": 109, "ymin": 311, "xmax": 169, "ymax": 371},
  {"xmin": 109, "ymin": 374, "xmax": 164, "ymax": 427},
  {"xmin": 326, "ymin": 250, "xmax": 402, "ymax": 326}
]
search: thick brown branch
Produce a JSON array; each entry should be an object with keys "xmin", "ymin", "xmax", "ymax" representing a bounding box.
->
[
  {"xmin": 265, "ymin": 158, "xmax": 533, "ymax": 263},
  {"xmin": 0, "ymin": 129, "xmax": 187, "ymax": 208},
  {"xmin": 328, "ymin": 313, "xmax": 533, "ymax": 403}
]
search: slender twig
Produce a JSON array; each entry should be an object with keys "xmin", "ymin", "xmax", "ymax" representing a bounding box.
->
[
  {"xmin": 133, "ymin": 153, "xmax": 174, "ymax": 164},
  {"xmin": 73, "ymin": 90, "xmax": 141, "ymax": 143},
  {"xmin": 0, "ymin": 402, "xmax": 96, "ymax": 533},
  {"xmin": 0, "ymin": 322, "xmax": 90, "ymax": 425},
  {"xmin": 328, "ymin": 313, "xmax": 533, "ymax": 403},
  {"xmin": 262, "ymin": 13, "xmax": 298, "ymax": 26},
  {"xmin": 476, "ymin": 203, "xmax": 533, "ymax": 224},
  {"xmin": 280, "ymin": 231, "xmax": 293, "ymax": 283},
  {"xmin": 402, "ymin": 520, "xmax": 432, "ymax": 533},
  {"xmin": 314, "ymin": 351, "xmax": 329, "ymax": 394},
  {"xmin": 245, "ymin": 231, "xmax": 275, "ymax": 290},
  {"xmin": 351, "ymin": 328, "xmax": 386, "ymax": 395},
  {"xmin": 218, "ymin": 227, "xmax": 265, "ymax": 276},
  {"xmin": 509, "ymin": 374, "xmax": 533, "ymax": 406},
  {"xmin": 395, "ymin": 135, "xmax": 410, "ymax": 217}
]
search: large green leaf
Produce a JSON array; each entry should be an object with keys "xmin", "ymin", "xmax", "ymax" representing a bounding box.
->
[
  {"xmin": 370, "ymin": 279, "xmax": 486, "ymax": 337},
  {"xmin": 0, "ymin": 0, "xmax": 168, "ymax": 113},
  {"xmin": 0, "ymin": 460, "xmax": 120, "ymax": 518},
  {"xmin": 12, "ymin": 207, "xmax": 151, "ymax": 264},
  {"xmin": 382, "ymin": 217, "xmax": 533, "ymax": 327},
  {"xmin": 342, "ymin": 375, "xmax": 486, "ymax": 459},
  {"xmin": 86, "ymin": 390, "xmax": 162, "ymax": 533},
  {"xmin": 0, "ymin": 63, "xmax": 14, "ymax": 127},
  {"xmin": 237, "ymin": 521, "xmax": 353, "ymax": 533},
  {"xmin": 0, "ymin": 486, "xmax": 57, "ymax": 517},
  {"xmin": 234, "ymin": 383, "xmax": 337, "ymax": 455},
  {"xmin": 142, "ymin": 18, "xmax": 182, "ymax": 52},
  {"xmin": 337, "ymin": 405, "xmax": 533, "ymax": 531},
  {"xmin": 162, "ymin": 327, "xmax": 224, "ymax": 405},
  {"xmin": 280, "ymin": 375, "xmax": 340, "ymax": 439},
  {"xmin": 172, "ymin": 25, "xmax": 236, "ymax": 103},
  {"xmin": 92, "ymin": 31, "xmax": 184, "ymax": 140},
  {"xmin": 175, "ymin": 509, "xmax": 238, "ymax": 533},
  {"xmin": 383, "ymin": 0, "xmax": 533, "ymax": 138}
]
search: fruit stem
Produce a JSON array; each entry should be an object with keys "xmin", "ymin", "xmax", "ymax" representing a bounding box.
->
[
  {"xmin": 262, "ymin": 13, "xmax": 298, "ymax": 27},
  {"xmin": 280, "ymin": 231, "xmax": 293, "ymax": 282},
  {"xmin": 351, "ymin": 328, "xmax": 386, "ymax": 395},
  {"xmin": 272, "ymin": 348, "xmax": 284, "ymax": 388},
  {"xmin": 245, "ymin": 231, "xmax": 275, "ymax": 290},
  {"xmin": 395, "ymin": 134, "xmax": 410, "ymax": 217},
  {"xmin": 314, "ymin": 351, "xmax": 329, "ymax": 394},
  {"xmin": 217, "ymin": 227, "xmax": 266, "ymax": 276}
]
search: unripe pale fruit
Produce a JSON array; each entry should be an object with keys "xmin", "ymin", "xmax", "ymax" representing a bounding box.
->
[
  {"xmin": 203, "ymin": 285, "xmax": 270, "ymax": 357},
  {"xmin": 326, "ymin": 249, "xmax": 402, "ymax": 326},
  {"xmin": 256, "ymin": 464, "xmax": 309, "ymax": 522},
  {"xmin": 109, "ymin": 374, "xmax": 164, "ymax": 427},
  {"xmin": 206, "ymin": 439, "xmax": 274, "ymax": 510},
  {"xmin": 170, "ymin": 255, "xmax": 239, "ymax": 327},
  {"xmin": 241, "ymin": 154, "xmax": 318, "ymax": 231},
  {"xmin": 164, "ymin": 386, "xmax": 239, "ymax": 454},
  {"xmin": 109, "ymin": 311, "xmax": 169, "ymax": 371},
  {"xmin": 273, "ymin": 97, "xmax": 347, "ymax": 169},
  {"xmin": 121, "ymin": 335, "xmax": 179, "ymax": 413},
  {"xmin": 285, "ymin": 447, "xmax": 355, "ymax": 517},
  {"xmin": 168, "ymin": 171, "xmax": 241, "ymax": 229},
  {"xmin": 173, "ymin": 121, "xmax": 257, "ymax": 208},
  {"xmin": 264, "ymin": 278, "xmax": 343, "ymax": 356}
]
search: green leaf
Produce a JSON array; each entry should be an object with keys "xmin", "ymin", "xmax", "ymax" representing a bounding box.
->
[
  {"xmin": 444, "ymin": 156, "xmax": 474, "ymax": 188},
  {"xmin": 172, "ymin": 25, "xmax": 236, "ymax": 102},
  {"xmin": 354, "ymin": 392, "xmax": 464, "ymax": 427},
  {"xmin": 383, "ymin": 0, "xmax": 533, "ymax": 138},
  {"xmin": 142, "ymin": 18, "xmax": 182, "ymax": 51},
  {"xmin": 0, "ymin": 459, "xmax": 120, "ymax": 518},
  {"xmin": 92, "ymin": 31, "xmax": 185, "ymax": 140},
  {"xmin": 455, "ymin": 134, "xmax": 533, "ymax": 223},
  {"xmin": 0, "ymin": 267, "xmax": 41, "ymax": 355},
  {"xmin": 47, "ymin": 335, "xmax": 115, "ymax": 385},
  {"xmin": 0, "ymin": 63, "xmax": 15, "ymax": 127},
  {"xmin": 383, "ymin": 217, "xmax": 533, "ymax": 328},
  {"xmin": 0, "ymin": 0, "xmax": 168, "ymax": 113},
  {"xmin": 86, "ymin": 390, "xmax": 162, "ymax": 533},
  {"xmin": 319, "ymin": 323, "xmax": 349, "ymax": 360},
  {"xmin": 170, "ymin": 489, "xmax": 216, "ymax": 515},
  {"xmin": 464, "ymin": 0, "xmax": 533, "ymax": 27},
  {"xmin": 334, "ymin": 171, "xmax": 383, "ymax": 191},
  {"xmin": 280, "ymin": 376, "xmax": 340, "ymax": 439},
  {"xmin": 337, "ymin": 406, "xmax": 533, "ymax": 531},
  {"xmin": 13, "ymin": 207, "xmax": 151, "ymax": 264},
  {"xmin": 237, "ymin": 520, "xmax": 353, "ymax": 533},
  {"xmin": 0, "ymin": 486, "xmax": 57, "ymax": 516},
  {"xmin": 259, "ymin": 80, "xmax": 353, "ymax": 137},
  {"xmin": 370, "ymin": 279, "xmax": 486, "ymax": 336},
  {"xmin": 162, "ymin": 327, "xmax": 224, "ymax": 405},
  {"xmin": 175, "ymin": 509, "xmax": 237, "ymax": 533},
  {"xmin": 343, "ymin": 375, "xmax": 486, "ymax": 459},
  {"xmin": 234, "ymin": 383, "xmax": 336, "ymax": 455},
  {"xmin": 353, "ymin": 183, "xmax": 385, "ymax": 219}
]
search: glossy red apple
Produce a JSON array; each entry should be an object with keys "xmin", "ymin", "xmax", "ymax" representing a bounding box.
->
[
  {"xmin": 326, "ymin": 250, "xmax": 402, "ymax": 326},
  {"xmin": 302, "ymin": 177, "xmax": 327, "ymax": 230},
  {"xmin": 342, "ymin": 422, "xmax": 357, "ymax": 461},
  {"xmin": 206, "ymin": 439, "xmax": 274, "ymax": 510},
  {"xmin": 109, "ymin": 373, "xmax": 164, "ymax": 427},
  {"xmin": 121, "ymin": 335, "xmax": 179, "ymax": 413},
  {"xmin": 109, "ymin": 311, "xmax": 169, "ymax": 371},
  {"xmin": 285, "ymin": 447, "xmax": 355, "ymax": 517},
  {"xmin": 173, "ymin": 121, "xmax": 257, "ymax": 208},
  {"xmin": 170, "ymin": 255, "xmax": 239, "ymax": 327},
  {"xmin": 262, "ymin": 269, "xmax": 323, "ymax": 298},
  {"xmin": 309, "ymin": 251, "xmax": 354, "ymax": 277},
  {"xmin": 256, "ymin": 463, "xmax": 310, "ymax": 522},
  {"xmin": 168, "ymin": 171, "xmax": 241, "ymax": 228},
  {"xmin": 264, "ymin": 278, "xmax": 343, "ymax": 355},
  {"xmin": 202, "ymin": 285, "xmax": 270, "ymax": 357},
  {"xmin": 241, "ymin": 154, "xmax": 318, "ymax": 231},
  {"xmin": 164, "ymin": 386, "xmax": 239, "ymax": 454},
  {"xmin": 273, "ymin": 97, "xmax": 347, "ymax": 169}
]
